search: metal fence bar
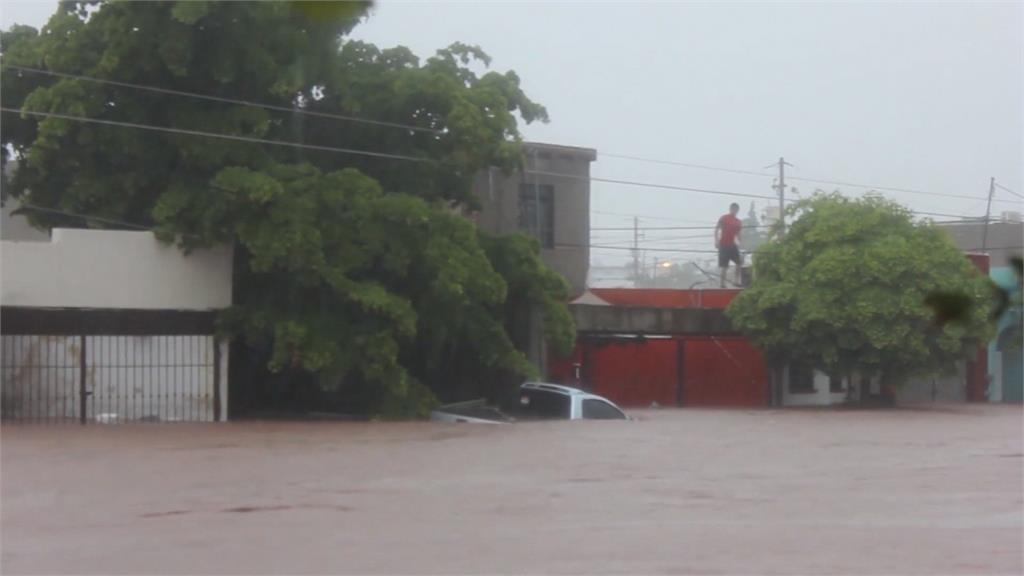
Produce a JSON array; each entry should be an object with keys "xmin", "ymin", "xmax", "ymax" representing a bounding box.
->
[
  {"xmin": 79, "ymin": 334, "xmax": 87, "ymax": 425},
  {"xmin": 2, "ymin": 333, "xmax": 217, "ymax": 424},
  {"xmin": 214, "ymin": 337, "xmax": 221, "ymax": 422}
]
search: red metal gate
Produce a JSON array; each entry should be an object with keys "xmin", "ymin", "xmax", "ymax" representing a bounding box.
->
[{"xmin": 585, "ymin": 337, "xmax": 680, "ymax": 407}]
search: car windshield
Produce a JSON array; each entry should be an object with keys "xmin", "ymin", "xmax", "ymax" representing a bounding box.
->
[
  {"xmin": 581, "ymin": 398, "xmax": 627, "ymax": 420},
  {"xmin": 513, "ymin": 389, "xmax": 571, "ymax": 420}
]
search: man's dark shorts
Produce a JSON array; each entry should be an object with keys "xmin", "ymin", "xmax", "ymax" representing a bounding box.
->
[{"xmin": 718, "ymin": 245, "xmax": 742, "ymax": 268}]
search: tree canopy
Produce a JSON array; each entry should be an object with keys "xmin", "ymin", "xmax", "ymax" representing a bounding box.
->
[
  {"xmin": 728, "ymin": 193, "xmax": 993, "ymax": 389},
  {"xmin": 1, "ymin": 0, "xmax": 573, "ymax": 416}
]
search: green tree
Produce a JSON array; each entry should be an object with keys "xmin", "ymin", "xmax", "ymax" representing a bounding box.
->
[
  {"xmin": 1, "ymin": 1, "xmax": 572, "ymax": 416},
  {"xmin": 728, "ymin": 193, "xmax": 993, "ymax": 400}
]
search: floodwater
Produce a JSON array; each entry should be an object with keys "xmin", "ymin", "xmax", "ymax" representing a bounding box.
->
[{"xmin": 2, "ymin": 406, "xmax": 1022, "ymax": 574}]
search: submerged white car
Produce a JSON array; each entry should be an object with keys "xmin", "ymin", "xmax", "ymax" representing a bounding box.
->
[{"xmin": 431, "ymin": 382, "xmax": 627, "ymax": 423}]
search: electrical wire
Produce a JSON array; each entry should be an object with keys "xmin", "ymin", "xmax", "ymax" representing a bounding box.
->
[
  {"xmin": 3, "ymin": 108, "xmax": 795, "ymax": 204},
  {"xmin": 590, "ymin": 209, "xmax": 710, "ymax": 225},
  {"xmin": 14, "ymin": 203, "xmax": 154, "ymax": 230},
  {"xmin": 528, "ymin": 170, "xmax": 776, "ymax": 200},
  {"xmin": 6, "ymin": 63, "xmax": 1015, "ymax": 210},
  {"xmin": 3, "ymin": 64, "xmax": 445, "ymax": 135},
  {"xmin": 3, "ymin": 99, "xmax": 1014, "ymax": 220},
  {"xmin": 1, "ymin": 107, "xmax": 430, "ymax": 163},
  {"xmin": 601, "ymin": 150, "xmax": 1020, "ymax": 205},
  {"xmin": 13, "ymin": 203, "xmax": 1018, "ymax": 259},
  {"xmin": 995, "ymin": 183, "xmax": 1024, "ymax": 200}
]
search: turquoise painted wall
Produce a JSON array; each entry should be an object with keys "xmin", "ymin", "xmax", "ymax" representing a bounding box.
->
[{"xmin": 988, "ymin": 266, "xmax": 1022, "ymax": 403}]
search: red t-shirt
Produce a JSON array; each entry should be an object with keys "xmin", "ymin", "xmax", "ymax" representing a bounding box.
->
[{"xmin": 717, "ymin": 214, "xmax": 742, "ymax": 247}]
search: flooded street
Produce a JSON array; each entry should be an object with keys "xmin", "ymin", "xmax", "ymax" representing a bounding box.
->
[{"xmin": 2, "ymin": 406, "xmax": 1022, "ymax": 575}]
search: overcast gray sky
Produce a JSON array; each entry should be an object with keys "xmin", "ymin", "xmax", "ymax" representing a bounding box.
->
[{"xmin": 3, "ymin": 1, "xmax": 1021, "ymax": 265}]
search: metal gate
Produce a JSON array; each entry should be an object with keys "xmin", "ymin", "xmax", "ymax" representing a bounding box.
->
[{"xmin": 1, "ymin": 308, "xmax": 222, "ymax": 424}]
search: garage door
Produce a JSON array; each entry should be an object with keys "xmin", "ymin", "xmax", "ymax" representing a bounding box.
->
[{"xmin": 584, "ymin": 338, "xmax": 679, "ymax": 407}]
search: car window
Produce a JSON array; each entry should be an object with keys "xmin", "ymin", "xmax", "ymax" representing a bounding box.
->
[
  {"xmin": 581, "ymin": 399, "xmax": 626, "ymax": 420},
  {"xmin": 516, "ymin": 389, "xmax": 571, "ymax": 419}
]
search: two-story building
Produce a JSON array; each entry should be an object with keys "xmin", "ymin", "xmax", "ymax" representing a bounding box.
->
[
  {"xmin": 471, "ymin": 142, "xmax": 596, "ymax": 299},
  {"xmin": 468, "ymin": 142, "xmax": 596, "ymax": 376}
]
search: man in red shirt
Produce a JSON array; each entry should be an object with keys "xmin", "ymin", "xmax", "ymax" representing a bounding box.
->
[{"xmin": 715, "ymin": 202, "xmax": 743, "ymax": 287}]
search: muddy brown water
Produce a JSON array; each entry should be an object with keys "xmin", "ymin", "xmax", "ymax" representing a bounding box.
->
[{"xmin": 2, "ymin": 406, "xmax": 1022, "ymax": 574}]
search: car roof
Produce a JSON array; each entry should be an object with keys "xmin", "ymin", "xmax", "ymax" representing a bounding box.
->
[{"xmin": 521, "ymin": 381, "xmax": 586, "ymax": 395}]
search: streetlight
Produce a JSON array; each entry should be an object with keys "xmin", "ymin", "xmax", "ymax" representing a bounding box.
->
[{"xmin": 652, "ymin": 258, "xmax": 673, "ymax": 288}]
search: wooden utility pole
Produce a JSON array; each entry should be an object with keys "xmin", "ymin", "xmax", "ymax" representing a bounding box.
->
[
  {"xmin": 982, "ymin": 177, "xmax": 995, "ymax": 252},
  {"xmin": 777, "ymin": 157, "xmax": 790, "ymax": 235},
  {"xmin": 632, "ymin": 216, "xmax": 640, "ymax": 285}
]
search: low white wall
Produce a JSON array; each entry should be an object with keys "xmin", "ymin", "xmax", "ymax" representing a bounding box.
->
[
  {"xmin": 782, "ymin": 368, "xmax": 847, "ymax": 407},
  {"xmin": 1, "ymin": 199, "xmax": 50, "ymax": 242},
  {"xmin": 897, "ymin": 363, "xmax": 967, "ymax": 404},
  {"xmin": 1, "ymin": 229, "xmax": 232, "ymax": 310}
]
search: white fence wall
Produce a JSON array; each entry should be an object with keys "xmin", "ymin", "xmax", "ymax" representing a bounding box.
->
[
  {"xmin": 782, "ymin": 369, "xmax": 847, "ymax": 407},
  {"xmin": 1, "ymin": 228, "xmax": 232, "ymax": 310}
]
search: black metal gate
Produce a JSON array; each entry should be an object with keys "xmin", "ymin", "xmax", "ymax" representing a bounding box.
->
[{"xmin": 1, "ymin": 308, "xmax": 221, "ymax": 424}]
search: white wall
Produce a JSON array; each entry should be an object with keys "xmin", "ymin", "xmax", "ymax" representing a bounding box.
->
[
  {"xmin": 1, "ymin": 199, "xmax": 50, "ymax": 242},
  {"xmin": 1, "ymin": 229, "xmax": 232, "ymax": 310},
  {"xmin": 896, "ymin": 363, "xmax": 967, "ymax": 404},
  {"xmin": 782, "ymin": 368, "xmax": 847, "ymax": 407}
]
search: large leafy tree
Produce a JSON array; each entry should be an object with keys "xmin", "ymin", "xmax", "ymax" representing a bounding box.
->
[
  {"xmin": 728, "ymin": 193, "xmax": 993, "ymax": 397},
  {"xmin": 1, "ymin": 1, "xmax": 572, "ymax": 415}
]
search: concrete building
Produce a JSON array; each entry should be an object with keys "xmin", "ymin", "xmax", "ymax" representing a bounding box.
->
[
  {"xmin": 937, "ymin": 217, "xmax": 1022, "ymax": 268},
  {"xmin": 1, "ymin": 228, "xmax": 232, "ymax": 423},
  {"xmin": 472, "ymin": 142, "xmax": 596, "ymax": 298}
]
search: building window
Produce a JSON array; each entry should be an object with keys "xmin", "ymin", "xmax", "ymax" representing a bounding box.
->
[
  {"xmin": 518, "ymin": 183, "xmax": 554, "ymax": 248},
  {"xmin": 788, "ymin": 363, "xmax": 816, "ymax": 394},
  {"xmin": 829, "ymin": 375, "xmax": 845, "ymax": 393}
]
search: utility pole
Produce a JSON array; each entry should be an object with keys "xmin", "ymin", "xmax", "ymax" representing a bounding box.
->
[
  {"xmin": 776, "ymin": 157, "xmax": 790, "ymax": 235},
  {"xmin": 632, "ymin": 216, "xmax": 640, "ymax": 286},
  {"xmin": 532, "ymin": 148, "xmax": 541, "ymax": 242},
  {"xmin": 982, "ymin": 177, "xmax": 995, "ymax": 253}
]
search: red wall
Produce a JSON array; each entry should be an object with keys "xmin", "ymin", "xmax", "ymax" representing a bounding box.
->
[
  {"xmin": 553, "ymin": 289, "xmax": 767, "ymax": 407},
  {"xmin": 563, "ymin": 252, "xmax": 991, "ymax": 406},
  {"xmin": 552, "ymin": 335, "xmax": 770, "ymax": 408},
  {"xmin": 682, "ymin": 338, "xmax": 769, "ymax": 407},
  {"xmin": 586, "ymin": 338, "xmax": 680, "ymax": 407},
  {"xmin": 589, "ymin": 288, "xmax": 740, "ymax": 309}
]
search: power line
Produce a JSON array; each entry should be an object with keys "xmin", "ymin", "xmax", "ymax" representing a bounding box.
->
[
  {"xmin": 7, "ymin": 63, "xmax": 1016, "ymax": 209},
  {"xmin": 592, "ymin": 224, "xmax": 769, "ymax": 232},
  {"xmin": 601, "ymin": 152, "xmax": 771, "ymax": 178},
  {"xmin": 914, "ymin": 209, "xmax": 986, "ymax": 220},
  {"xmin": 1, "ymin": 107, "xmax": 430, "ymax": 163},
  {"xmin": 789, "ymin": 176, "xmax": 1020, "ymax": 205},
  {"xmin": 3, "ymin": 108, "xmax": 787, "ymax": 204},
  {"xmin": 528, "ymin": 170, "xmax": 776, "ymax": 200},
  {"xmin": 593, "ymin": 224, "xmax": 720, "ymax": 231},
  {"xmin": 4, "ymin": 107, "xmax": 1013, "ymax": 218},
  {"xmin": 601, "ymin": 150, "xmax": 1021, "ymax": 205},
  {"xmin": 590, "ymin": 209, "xmax": 709, "ymax": 224},
  {"xmin": 587, "ymin": 244, "xmax": 719, "ymax": 254},
  {"xmin": 14, "ymin": 202, "xmax": 154, "ymax": 231},
  {"xmin": 585, "ymin": 242, "xmax": 1022, "ymax": 254},
  {"xmin": 591, "ymin": 216, "xmax": 982, "ymax": 232},
  {"xmin": 995, "ymin": 183, "xmax": 1024, "ymax": 200},
  {"xmin": 15, "ymin": 203, "xmax": 1017, "ymax": 258},
  {"xmin": 3, "ymin": 64, "xmax": 444, "ymax": 135}
]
